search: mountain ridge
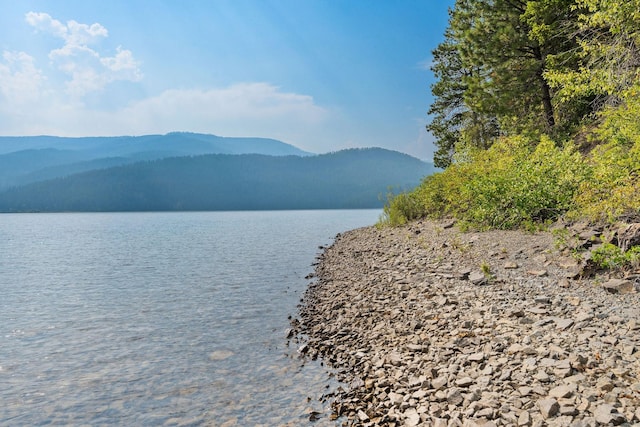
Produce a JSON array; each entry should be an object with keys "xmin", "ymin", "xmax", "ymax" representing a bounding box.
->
[
  {"xmin": 0, "ymin": 132, "xmax": 312, "ymax": 190},
  {"xmin": 0, "ymin": 148, "xmax": 435, "ymax": 212}
]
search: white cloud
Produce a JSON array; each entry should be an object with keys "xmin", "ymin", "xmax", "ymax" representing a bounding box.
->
[
  {"xmin": 76, "ymin": 83, "xmax": 329, "ymax": 136},
  {"xmin": 0, "ymin": 51, "xmax": 47, "ymax": 107},
  {"xmin": 24, "ymin": 12, "xmax": 141, "ymax": 98},
  {"xmin": 25, "ymin": 12, "xmax": 108, "ymax": 46},
  {"xmin": 0, "ymin": 81, "xmax": 332, "ymax": 149},
  {"xmin": 1, "ymin": 13, "xmax": 340, "ymax": 152}
]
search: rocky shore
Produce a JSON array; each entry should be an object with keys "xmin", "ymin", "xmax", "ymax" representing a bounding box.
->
[{"xmin": 294, "ymin": 220, "xmax": 640, "ymax": 426}]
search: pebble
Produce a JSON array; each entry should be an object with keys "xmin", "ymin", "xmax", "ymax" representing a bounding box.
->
[{"xmin": 295, "ymin": 220, "xmax": 640, "ymax": 425}]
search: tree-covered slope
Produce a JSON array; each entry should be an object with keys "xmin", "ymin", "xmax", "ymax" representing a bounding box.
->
[
  {"xmin": 0, "ymin": 132, "xmax": 312, "ymax": 190},
  {"xmin": 0, "ymin": 148, "xmax": 434, "ymax": 212},
  {"xmin": 385, "ymin": 0, "xmax": 640, "ymax": 230}
]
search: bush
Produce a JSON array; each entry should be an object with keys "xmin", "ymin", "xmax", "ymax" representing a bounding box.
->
[
  {"xmin": 569, "ymin": 91, "xmax": 640, "ymax": 222},
  {"xmin": 592, "ymin": 243, "xmax": 640, "ymax": 270},
  {"xmin": 382, "ymin": 135, "xmax": 586, "ymax": 230}
]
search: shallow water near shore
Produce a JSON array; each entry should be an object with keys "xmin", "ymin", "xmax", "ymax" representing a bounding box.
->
[{"xmin": 0, "ymin": 210, "xmax": 379, "ymax": 426}]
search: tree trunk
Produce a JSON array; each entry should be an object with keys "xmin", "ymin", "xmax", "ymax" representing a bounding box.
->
[{"xmin": 534, "ymin": 46, "xmax": 555, "ymax": 130}]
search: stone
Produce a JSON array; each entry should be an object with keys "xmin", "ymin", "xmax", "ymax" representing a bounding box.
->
[
  {"xmin": 617, "ymin": 222, "xmax": 640, "ymax": 251},
  {"xmin": 504, "ymin": 261, "xmax": 519, "ymax": 269},
  {"xmin": 475, "ymin": 407, "xmax": 495, "ymax": 418},
  {"xmin": 593, "ymin": 404, "xmax": 626, "ymax": 425},
  {"xmin": 433, "ymin": 418, "xmax": 448, "ymax": 427},
  {"xmin": 447, "ymin": 388, "xmax": 464, "ymax": 406},
  {"xmin": 518, "ymin": 410, "xmax": 531, "ymax": 426},
  {"xmin": 603, "ymin": 278, "xmax": 634, "ymax": 294},
  {"xmin": 469, "ymin": 271, "xmax": 487, "ymax": 285},
  {"xmin": 538, "ymin": 399, "xmax": 559, "ymax": 419},
  {"xmin": 404, "ymin": 409, "xmax": 421, "ymax": 426},
  {"xmin": 209, "ymin": 350, "xmax": 234, "ymax": 361},
  {"xmin": 558, "ymin": 278, "xmax": 571, "ymax": 288},
  {"xmin": 548, "ymin": 385, "xmax": 575, "ymax": 399},
  {"xmin": 535, "ymin": 296, "xmax": 551, "ymax": 304},
  {"xmin": 596, "ymin": 377, "xmax": 615, "ymax": 392},
  {"xmin": 412, "ymin": 389, "xmax": 427, "ymax": 399},
  {"xmin": 554, "ymin": 318, "xmax": 574, "ymax": 330},
  {"xmin": 559, "ymin": 405, "xmax": 577, "ymax": 416},
  {"xmin": 297, "ymin": 220, "xmax": 640, "ymax": 426},
  {"xmin": 527, "ymin": 307, "xmax": 548, "ymax": 315},
  {"xmin": 527, "ymin": 269, "xmax": 548, "ymax": 277},
  {"xmin": 406, "ymin": 344, "xmax": 427, "ymax": 352},
  {"xmin": 468, "ymin": 352, "xmax": 485, "ymax": 362},
  {"xmin": 455, "ymin": 377, "xmax": 474, "ymax": 387},
  {"xmin": 432, "ymin": 376, "xmax": 448, "ymax": 390}
]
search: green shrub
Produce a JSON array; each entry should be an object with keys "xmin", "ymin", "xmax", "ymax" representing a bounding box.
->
[
  {"xmin": 568, "ymin": 84, "xmax": 640, "ymax": 223},
  {"xmin": 379, "ymin": 191, "xmax": 424, "ymax": 226},
  {"xmin": 592, "ymin": 243, "xmax": 640, "ymax": 270},
  {"xmin": 385, "ymin": 135, "xmax": 586, "ymax": 230}
]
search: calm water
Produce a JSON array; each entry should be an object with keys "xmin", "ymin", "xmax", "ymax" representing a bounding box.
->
[{"xmin": 0, "ymin": 210, "xmax": 380, "ymax": 426}]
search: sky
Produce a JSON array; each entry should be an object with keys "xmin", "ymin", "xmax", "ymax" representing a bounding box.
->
[{"xmin": 0, "ymin": 1, "xmax": 454, "ymax": 161}]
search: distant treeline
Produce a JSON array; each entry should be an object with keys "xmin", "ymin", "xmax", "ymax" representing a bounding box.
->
[{"xmin": 0, "ymin": 148, "xmax": 434, "ymax": 212}]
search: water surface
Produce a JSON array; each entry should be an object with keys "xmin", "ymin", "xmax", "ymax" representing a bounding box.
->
[{"xmin": 0, "ymin": 210, "xmax": 380, "ymax": 426}]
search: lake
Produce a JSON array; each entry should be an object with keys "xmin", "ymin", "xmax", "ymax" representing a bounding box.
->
[{"xmin": 0, "ymin": 210, "xmax": 380, "ymax": 426}]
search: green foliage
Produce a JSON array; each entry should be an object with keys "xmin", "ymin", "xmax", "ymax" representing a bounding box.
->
[
  {"xmin": 414, "ymin": 0, "xmax": 640, "ymax": 230},
  {"xmin": 437, "ymin": 0, "xmax": 581, "ymax": 144},
  {"xmin": 379, "ymin": 192, "xmax": 423, "ymax": 226},
  {"xmin": 385, "ymin": 135, "xmax": 587, "ymax": 230},
  {"xmin": 568, "ymin": 85, "xmax": 640, "ymax": 222},
  {"xmin": 545, "ymin": 0, "xmax": 640, "ymax": 109},
  {"xmin": 591, "ymin": 243, "xmax": 640, "ymax": 269}
]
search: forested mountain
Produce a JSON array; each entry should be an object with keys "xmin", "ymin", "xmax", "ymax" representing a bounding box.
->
[
  {"xmin": 0, "ymin": 133, "xmax": 310, "ymax": 189},
  {"xmin": 0, "ymin": 148, "xmax": 434, "ymax": 212}
]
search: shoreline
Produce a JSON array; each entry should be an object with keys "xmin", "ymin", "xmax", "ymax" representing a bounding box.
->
[{"xmin": 295, "ymin": 220, "xmax": 640, "ymax": 426}]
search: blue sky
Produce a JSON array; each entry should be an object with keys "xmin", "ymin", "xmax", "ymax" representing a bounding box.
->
[{"xmin": 0, "ymin": 1, "xmax": 453, "ymax": 160}]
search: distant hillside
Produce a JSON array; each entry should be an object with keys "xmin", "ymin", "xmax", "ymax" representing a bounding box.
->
[
  {"xmin": 0, "ymin": 132, "xmax": 311, "ymax": 189},
  {"xmin": 0, "ymin": 148, "xmax": 435, "ymax": 212}
]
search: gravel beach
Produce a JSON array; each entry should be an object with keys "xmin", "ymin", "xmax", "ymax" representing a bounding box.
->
[{"xmin": 295, "ymin": 220, "xmax": 640, "ymax": 426}]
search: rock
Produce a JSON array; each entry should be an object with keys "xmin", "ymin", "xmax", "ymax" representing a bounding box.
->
[
  {"xmin": 406, "ymin": 343, "xmax": 427, "ymax": 352},
  {"xmin": 468, "ymin": 352, "xmax": 485, "ymax": 362},
  {"xmin": 538, "ymin": 398, "xmax": 559, "ymax": 419},
  {"xmin": 208, "ymin": 350, "xmax": 234, "ymax": 361},
  {"xmin": 475, "ymin": 407, "xmax": 495, "ymax": 418},
  {"xmin": 297, "ymin": 221, "xmax": 640, "ymax": 426},
  {"xmin": 617, "ymin": 222, "xmax": 640, "ymax": 251},
  {"xmin": 404, "ymin": 409, "xmax": 421, "ymax": 426},
  {"xmin": 596, "ymin": 377, "xmax": 615, "ymax": 392},
  {"xmin": 593, "ymin": 404, "xmax": 626, "ymax": 425},
  {"xmin": 469, "ymin": 271, "xmax": 487, "ymax": 285},
  {"xmin": 535, "ymin": 296, "xmax": 551, "ymax": 304},
  {"xmin": 554, "ymin": 318, "xmax": 574, "ymax": 330},
  {"xmin": 549, "ymin": 384, "xmax": 576, "ymax": 399},
  {"xmin": 527, "ymin": 307, "xmax": 548, "ymax": 315},
  {"xmin": 432, "ymin": 376, "xmax": 448, "ymax": 390},
  {"xmin": 504, "ymin": 261, "xmax": 519, "ymax": 269},
  {"xmin": 433, "ymin": 418, "xmax": 448, "ymax": 427},
  {"xmin": 455, "ymin": 377, "xmax": 474, "ymax": 387},
  {"xmin": 603, "ymin": 278, "xmax": 634, "ymax": 294},
  {"xmin": 527, "ymin": 269, "xmax": 548, "ymax": 277},
  {"xmin": 559, "ymin": 405, "xmax": 577, "ymax": 416},
  {"xmin": 518, "ymin": 410, "xmax": 531, "ymax": 426},
  {"xmin": 447, "ymin": 388, "xmax": 464, "ymax": 406}
]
